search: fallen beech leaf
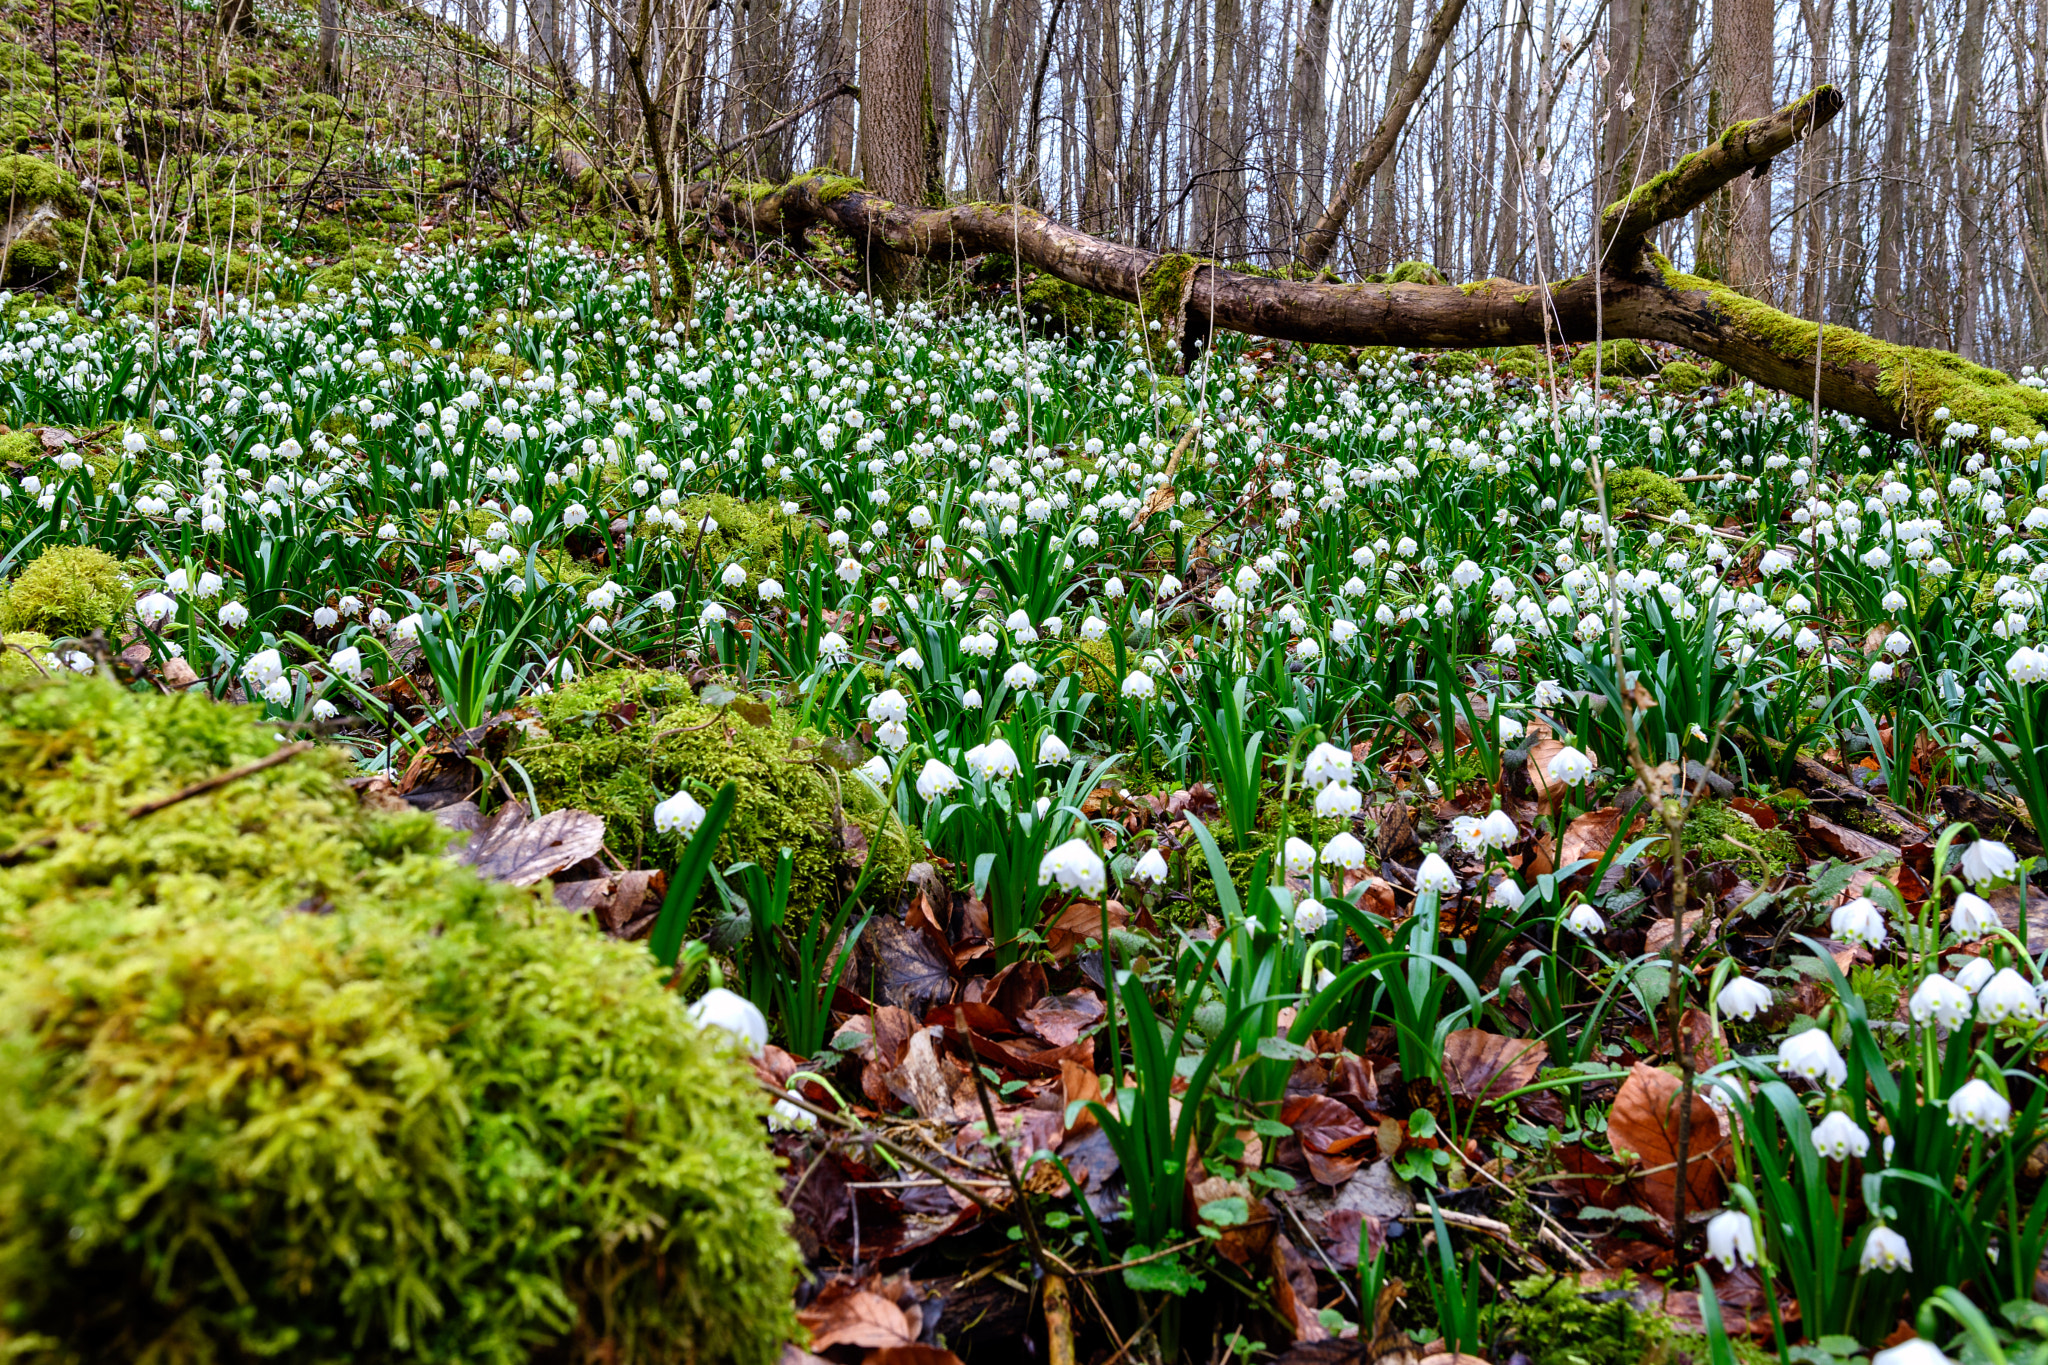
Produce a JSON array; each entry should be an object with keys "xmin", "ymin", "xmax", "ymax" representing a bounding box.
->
[
  {"xmin": 451, "ymin": 802, "xmax": 606, "ymax": 886},
  {"xmin": 1606, "ymin": 1063, "xmax": 1729, "ymax": 1221},
  {"xmin": 1560, "ymin": 806, "xmax": 1628, "ymax": 868},
  {"xmin": 796, "ymin": 1291, "xmax": 920, "ymax": 1351},
  {"xmin": 1441, "ymin": 1030, "xmax": 1548, "ymax": 1106},
  {"xmin": 1020, "ymin": 991, "xmax": 1105, "ymax": 1047},
  {"xmin": 1804, "ymin": 811, "xmax": 1900, "ymax": 865},
  {"xmin": 1283, "ymin": 1093, "xmax": 1374, "ymax": 1186}
]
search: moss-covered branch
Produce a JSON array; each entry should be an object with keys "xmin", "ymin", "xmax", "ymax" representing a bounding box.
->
[{"xmin": 1598, "ymin": 87, "xmax": 1844, "ymax": 257}]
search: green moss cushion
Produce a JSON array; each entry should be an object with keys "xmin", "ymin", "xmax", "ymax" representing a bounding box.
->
[{"xmin": 0, "ymin": 677, "xmax": 800, "ymax": 1364}]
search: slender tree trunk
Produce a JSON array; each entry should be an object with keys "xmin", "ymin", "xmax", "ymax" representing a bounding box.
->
[
  {"xmin": 858, "ymin": 0, "xmax": 938, "ymax": 291},
  {"xmin": 318, "ymin": 0, "xmax": 339, "ymax": 89},
  {"xmin": 821, "ymin": 0, "xmax": 859, "ymax": 172},
  {"xmin": 1872, "ymin": 0, "xmax": 1912, "ymax": 340},
  {"xmin": 1951, "ymin": 0, "xmax": 1989, "ymax": 358},
  {"xmin": 1367, "ymin": 0, "xmax": 1415, "ymax": 269},
  {"xmin": 1287, "ymin": 0, "xmax": 1334, "ymax": 244},
  {"xmin": 1492, "ymin": 0, "xmax": 1529, "ymax": 272},
  {"xmin": 1705, "ymin": 0, "xmax": 1774, "ymax": 293},
  {"xmin": 1295, "ymin": 0, "xmax": 1468, "ymax": 271},
  {"xmin": 1797, "ymin": 0, "xmax": 1833, "ymax": 317}
]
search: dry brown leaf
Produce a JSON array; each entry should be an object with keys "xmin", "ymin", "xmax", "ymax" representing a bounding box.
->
[
  {"xmin": 796, "ymin": 1291, "xmax": 920, "ymax": 1351},
  {"xmin": 1441, "ymin": 1029, "xmax": 1549, "ymax": 1107},
  {"xmin": 862, "ymin": 1347, "xmax": 964, "ymax": 1365},
  {"xmin": 1530, "ymin": 740, "xmax": 1599, "ymax": 807},
  {"xmin": 1605, "ymin": 1063, "xmax": 1730, "ymax": 1221},
  {"xmin": 1559, "ymin": 806, "xmax": 1629, "ymax": 868},
  {"xmin": 451, "ymin": 802, "xmax": 606, "ymax": 886}
]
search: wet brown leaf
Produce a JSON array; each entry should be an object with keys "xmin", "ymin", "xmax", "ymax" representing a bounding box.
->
[
  {"xmin": 1560, "ymin": 807, "xmax": 1629, "ymax": 868},
  {"xmin": 1605, "ymin": 1063, "xmax": 1730, "ymax": 1221},
  {"xmin": 1804, "ymin": 811, "xmax": 1900, "ymax": 865},
  {"xmin": 1441, "ymin": 1030, "xmax": 1548, "ymax": 1107}
]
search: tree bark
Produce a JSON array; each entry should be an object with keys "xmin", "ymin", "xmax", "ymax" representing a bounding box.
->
[
  {"xmin": 857, "ymin": 0, "xmax": 939, "ymax": 291},
  {"xmin": 1950, "ymin": 0, "xmax": 1988, "ymax": 359},
  {"xmin": 1285, "ymin": 0, "xmax": 1334, "ymax": 241},
  {"xmin": 1872, "ymin": 0, "xmax": 1912, "ymax": 341},
  {"xmin": 1366, "ymin": 0, "xmax": 1415, "ymax": 270},
  {"xmin": 690, "ymin": 86, "xmax": 2044, "ymax": 443},
  {"xmin": 821, "ymin": 0, "xmax": 859, "ymax": 172},
  {"xmin": 318, "ymin": 0, "xmax": 340, "ymax": 89},
  {"xmin": 1294, "ymin": 0, "xmax": 1468, "ymax": 272},
  {"xmin": 1705, "ymin": 0, "xmax": 1774, "ymax": 293}
]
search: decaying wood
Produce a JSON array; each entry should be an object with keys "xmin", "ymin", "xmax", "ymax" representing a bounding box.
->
[{"xmin": 685, "ymin": 86, "xmax": 2048, "ymax": 443}]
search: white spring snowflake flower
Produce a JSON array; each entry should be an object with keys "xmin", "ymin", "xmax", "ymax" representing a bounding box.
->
[
  {"xmin": 1038, "ymin": 838, "xmax": 1105, "ymax": 896},
  {"xmin": 654, "ymin": 788, "xmax": 707, "ymax": 837}
]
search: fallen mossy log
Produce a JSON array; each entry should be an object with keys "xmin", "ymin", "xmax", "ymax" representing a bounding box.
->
[{"xmin": 684, "ymin": 86, "xmax": 2048, "ymax": 445}]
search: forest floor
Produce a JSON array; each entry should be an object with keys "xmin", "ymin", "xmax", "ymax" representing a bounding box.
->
[{"xmin": 4, "ymin": 1, "xmax": 2048, "ymax": 1363}]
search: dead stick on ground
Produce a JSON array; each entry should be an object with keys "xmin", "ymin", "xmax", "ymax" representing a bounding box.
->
[
  {"xmin": 127, "ymin": 741, "xmax": 316, "ymax": 818},
  {"xmin": 1043, "ymin": 1274, "xmax": 1076, "ymax": 1365},
  {"xmin": 1, "ymin": 740, "xmax": 315, "ymax": 864}
]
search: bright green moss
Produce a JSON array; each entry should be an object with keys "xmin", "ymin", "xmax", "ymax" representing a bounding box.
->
[
  {"xmin": 1571, "ymin": 339, "xmax": 1656, "ymax": 378},
  {"xmin": 1591, "ymin": 465, "xmax": 1698, "ymax": 521},
  {"xmin": 1495, "ymin": 358, "xmax": 1539, "ymax": 381},
  {"xmin": 1496, "ymin": 1275, "xmax": 1677, "ymax": 1365},
  {"xmin": 0, "ymin": 544, "xmax": 129, "ymax": 639},
  {"xmin": 1659, "ymin": 359, "xmax": 1707, "ymax": 393},
  {"xmin": 1384, "ymin": 259, "xmax": 1448, "ymax": 285},
  {"xmin": 0, "ymin": 630, "xmax": 49, "ymax": 684},
  {"xmin": 1021, "ymin": 270, "xmax": 1130, "ymax": 337},
  {"xmin": 675, "ymin": 491, "xmax": 814, "ymax": 579},
  {"xmin": 518, "ymin": 669, "xmax": 917, "ymax": 915},
  {"xmin": 1686, "ymin": 800, "xmax": 1798, "ymax": 882},
  {"xmin": 1656, "ymin": 254, "xmax": 2048, "ymax": 440},
  {"xmin": 0, "ymin": 676, "xmax": 801, "ymax": 1365}
]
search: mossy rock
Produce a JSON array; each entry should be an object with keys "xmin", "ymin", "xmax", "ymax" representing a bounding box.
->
[
  {"xmin": 1570, "ymin": 339, "xmax": 1657, "ymax": 378},
  {"xmin": 122, "ymin": 241, "xmax": 258, "ymax": 289},
  {"xmin": 0, "ymin": 154, "xmax": 114, "ymax": 288},
  {"xmin": 518, "ymin": 669, "xmax": 918, "ymax": 915},
  {"xmin": 1428, "ymin": 351, "xmax": 1479, "ymax": 376},
  {"xmin": 287, "ymin": 90, "xmax": 344, "ymax": 119},
  {"xmin": 1592, "ymin": 465, "xmax": 1698, "ymax": 521},
  {"xmin": 1659, "ymin": 359, "xmax": 1707, "ymax": 393},
  {"xmin": 1494, "ymin": 358, "xmax": 1539, "ymax": 381},
  {"xmin": 1685, "ymin": 800, "xmax": 1797, "ymax": 882},
  {"xmin": 308, "ymin": 242, "xmax": 396, "ymax": 291},
  {"xmin": 0, "ymin": 675, "xmax": 801, "ymax": 1364},
  {"xmin": 0, "ymin": 543, "xmax": 129, "ymax": 639}
]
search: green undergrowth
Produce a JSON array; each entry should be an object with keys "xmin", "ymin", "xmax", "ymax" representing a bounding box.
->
[
  {"xmin": 517, "ymin": 668, "xmax": 918, "ymax": 913},
  {"xmin": 0, "ymin": 675, "xmax": 800, "ymax": 1364}
]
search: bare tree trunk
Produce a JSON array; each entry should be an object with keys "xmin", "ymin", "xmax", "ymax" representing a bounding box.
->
[
  {"xmin": 1492, "ymin": 0, "xmax": 1529, "ymax": 271},
  {"xmin": 821, "ymin": 0, "xmax": 859, "ymax": 172},
  {"xmin": 1872, "ymin": 0, "xmax": 1912, "ymax": 340},
  {"xmin": 1797, "ymin": 0, "xmax": 1833, "ymax": 317},
  {"xmin": 318, "ymin": 0, "xmax": 340, "ymax": 89},
  {"xmin": 1287, "ymin": 0, "xmax": 1334, "ymax": 245},
  {"xmin": 1951, "ymin": 0, "xmax": 1989, "ymax": 358},
  {"xmin": 1195, "ymin": 0, "xmax": 1242, "ymax": 251},
  {"xmin": 1366, "ymin": 0, "xmax": 1415, "ymax": 269},
  {"xmin": 1294, "ymin": 0, "xmax": 1468, "ymax": 271},
  {"xmin": 858, "ymin": 0, "xmax": 938, "ymax": 291},
  {"xmin": 1705, "ymin": 0, "xmax": 1774, "ymax": 293},
  {"xmin": 966, "ymin": 0, "xmax": 1013, "ymax": 197}
]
